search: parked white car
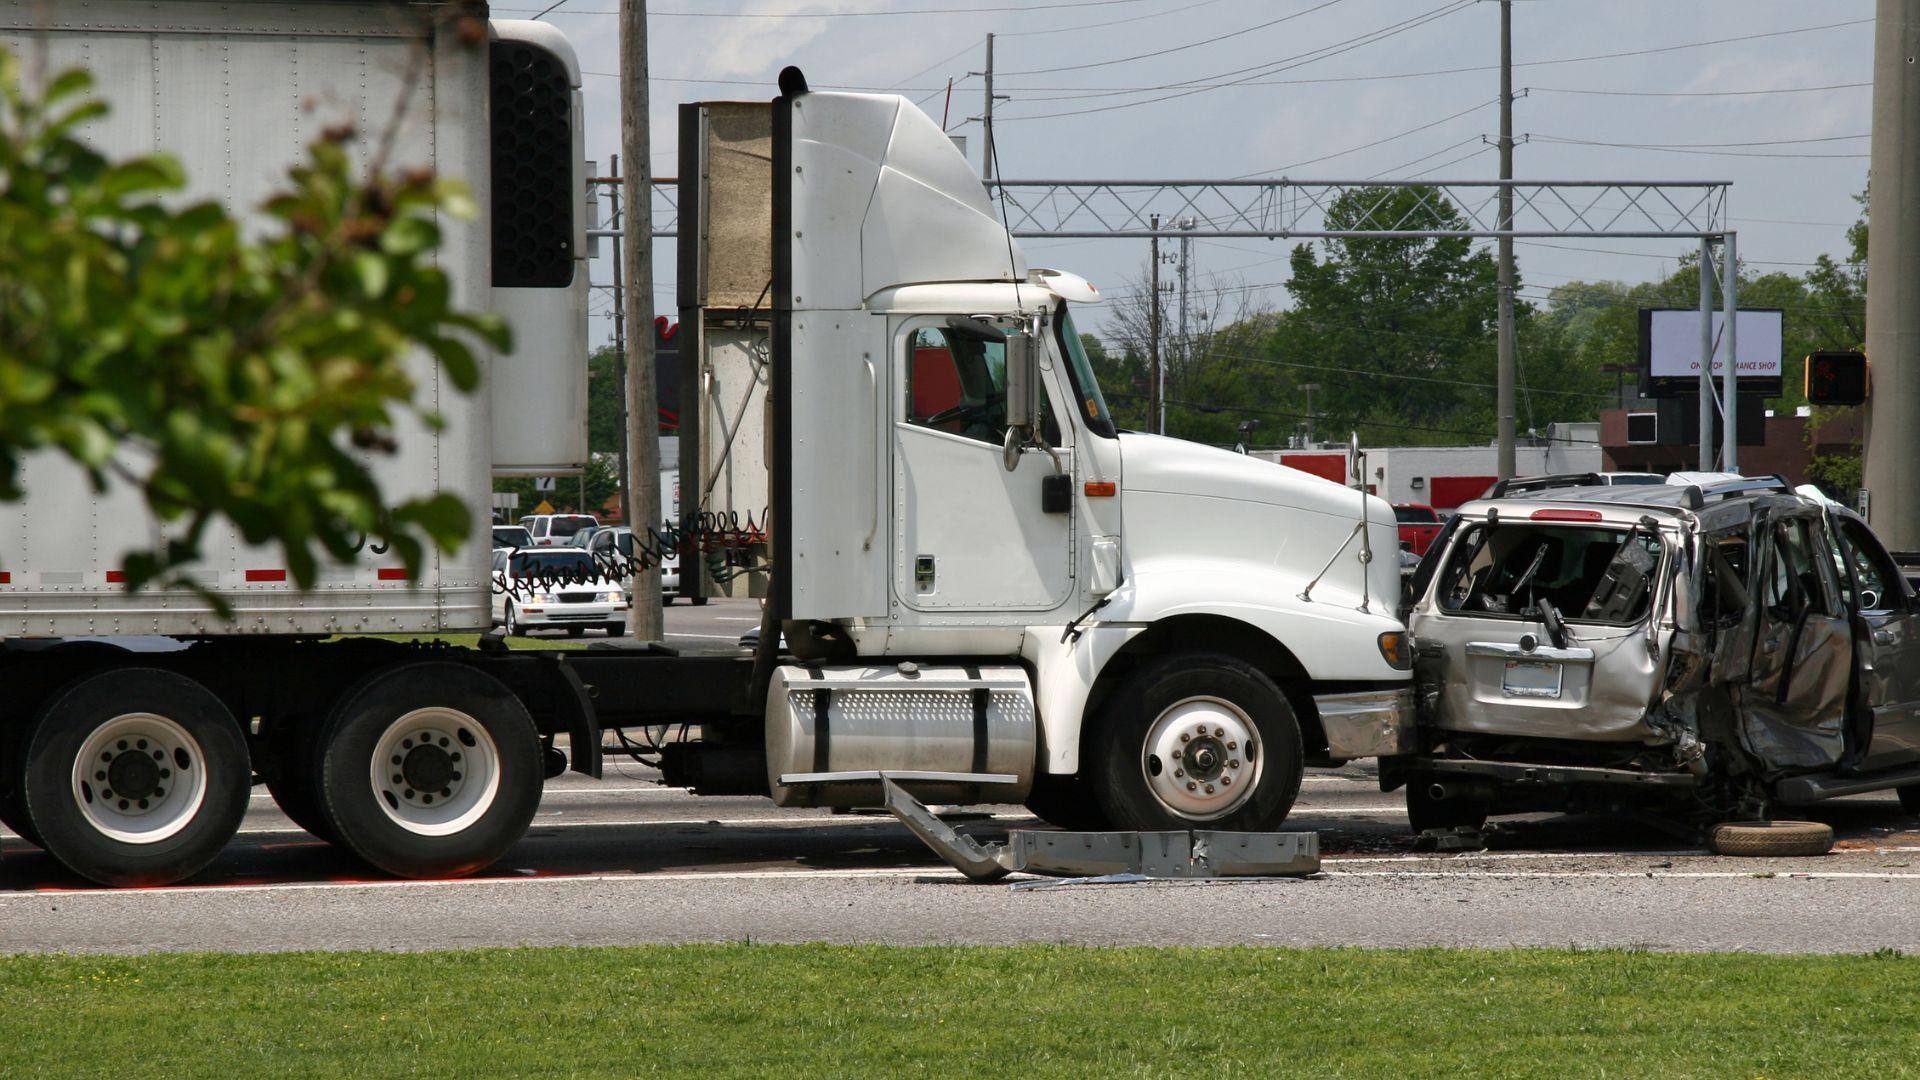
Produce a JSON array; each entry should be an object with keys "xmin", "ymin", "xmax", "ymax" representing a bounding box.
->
[
  {"xmin": 492, "ymin": 524, "xmax": 533, "ymax": 550},
  {"xmin": 518, "ymin": 513, "xmax": 599, "ymax": 547},
  {"xmin": 491, "ymin": 548, "xmax": 626, "ymax": 637},
  {"xmin": 583, "ymin": 525, "xmax": 691, "ymax": 603}
]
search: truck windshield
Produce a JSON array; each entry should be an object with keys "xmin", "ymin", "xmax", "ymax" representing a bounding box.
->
[{"xmin": 1055, "ymin": 303, "xmax": 1116, "ymax": 438}]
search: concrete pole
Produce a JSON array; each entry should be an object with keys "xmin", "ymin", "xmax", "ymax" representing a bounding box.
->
[
  {"xmin": 1721, "ymin": 231, "xmax": 1739, "ymax": 472},
  {"xmin": 1495, "ymin": 0, "xmax": 1517, "ymax": 479},
  {"xmin": 981, "ymin": 34, "xmax": 994, "ymax": 181},
  {"xmin": 1864, "ymin": 0, "xmax": 1920, "ymax": 540},
  {"xmin": 619, "ymin": 0, "xmax": 664, "ymax": 640},
  {"xmin": 1699, "ymin": 237, "xmax": 1714, "ymax": 471}
]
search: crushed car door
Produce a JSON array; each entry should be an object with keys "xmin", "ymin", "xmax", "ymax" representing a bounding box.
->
[
  {"xmin": 1736, "ymin": 513, "xmax": 1853, "ymax": 771},
  {"xmin": 1829, "ymin": 515, "xmax": 1920, "ymax": 770}
]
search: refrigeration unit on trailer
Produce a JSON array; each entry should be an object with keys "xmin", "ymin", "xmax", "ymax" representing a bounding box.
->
[{"xmin": 0, "ymin": 35, "xmax": 1414, "ymax": 887}]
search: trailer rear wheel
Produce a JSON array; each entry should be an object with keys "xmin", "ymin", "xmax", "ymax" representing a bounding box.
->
[
  {"xmin": 1898, "ymin": 784, "xmax": 1920, "ymax": 814},
  {"xmin": 0, "ymin": 711, "xmax": 42, "ymax": 847},
  {"xmin": 1091, "ymin": 652, "xmax": 1303, "ymax": 831},
  {"xmin": 20, "ymin": 669, "xmax": 250, "ymax": 886},
  {"xmin": 315, "ymin": 663, "xmax": 542, "ymax": 878},
  {"xmin": 261, "ymin": 716, "xmax": 337, "ymax": 844}
]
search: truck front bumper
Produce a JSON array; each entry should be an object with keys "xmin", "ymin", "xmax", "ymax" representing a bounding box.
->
[{"xmin": 1314, "ymin": 687, "xmax": 1417, "ymax": 759}]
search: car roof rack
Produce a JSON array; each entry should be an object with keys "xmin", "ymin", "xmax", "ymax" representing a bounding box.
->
[
  {"xmin": 1678, "ymin": 474, "xmax": 1793, "ymax": 511},
  {"xmin": 1483, "ymin": 473, "xmax": 1607, "ymax": 499}
]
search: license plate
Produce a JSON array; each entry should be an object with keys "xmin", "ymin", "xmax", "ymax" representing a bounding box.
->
[{"xmin": 1502, "ymin": 660, "xmax": 1563, "ymax": 699}]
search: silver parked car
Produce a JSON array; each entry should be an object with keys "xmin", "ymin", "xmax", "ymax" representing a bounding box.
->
[{"xmin": 1393, "ymin": 474, "xmax": 1920, "ymax": 839}]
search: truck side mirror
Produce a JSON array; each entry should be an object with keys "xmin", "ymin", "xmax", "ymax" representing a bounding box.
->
[{"xmin": 999, "ymin": 314, "xmax": 1044, "ymax": 473}]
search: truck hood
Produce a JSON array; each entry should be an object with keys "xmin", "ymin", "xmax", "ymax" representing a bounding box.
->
[
  {"xmin": 1118, "ymin": 432, "xmax": 1394, "ymax": 527},
  {"xmin": 1114, "ymin": 432, "xmax": 1402, "ymax": 615}
]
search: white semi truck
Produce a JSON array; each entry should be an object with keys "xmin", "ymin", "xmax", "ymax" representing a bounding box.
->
[{"xmin": 0, "ymin": 3, "xmax": 1413, "ymax": 887}]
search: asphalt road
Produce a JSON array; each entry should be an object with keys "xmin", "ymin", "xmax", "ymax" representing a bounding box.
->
[{"xmin": 5, "ymin": 599, "xmax": 1920, "ymax": 955}]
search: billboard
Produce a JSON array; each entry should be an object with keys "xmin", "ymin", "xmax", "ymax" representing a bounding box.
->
[{"xmin": 1638, "ymin": 308, "xmax": 1784, "ymax": 399}]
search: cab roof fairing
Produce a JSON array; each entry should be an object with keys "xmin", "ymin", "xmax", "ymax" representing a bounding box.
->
[{"xmin": 787, "ymin": 92, "xmax": 1027, "ymax": 313}]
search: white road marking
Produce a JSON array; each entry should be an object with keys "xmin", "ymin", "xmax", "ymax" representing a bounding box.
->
[
  {"xmin": 1324, "ymin": 869, "xmax": 1920, "ymax": 880},
  {"xmin": 0, "ymin": 867, "xmax": 979, "ymax": 900},
  {"xmin": 713, "ymin": 616, "xmax": 760, "ymax": 623}
]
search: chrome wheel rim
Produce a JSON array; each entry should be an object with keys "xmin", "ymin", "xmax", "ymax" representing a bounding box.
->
[
  {"xmin": 70, "ymin": 713, "xmax": 208, "ymax": 845},
  {"xmin": 1139, "ymin": 695, "xmax": 1261, "ymax": 821},
  {"xmin": 368, "ymin": 707, "xmax": 501, "ymax": 837}
]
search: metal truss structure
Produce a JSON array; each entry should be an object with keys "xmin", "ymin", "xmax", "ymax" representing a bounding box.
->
[
  {"xmin": 596, "ymin": 176, "xmax": 1743, "ymax": 469},
  {"xmin": 617, "ymin": 177, "xmax": 1729, "ymax": 242}
]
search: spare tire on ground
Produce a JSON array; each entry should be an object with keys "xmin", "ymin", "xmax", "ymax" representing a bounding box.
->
[{"xmin": 1708, "ymin": 820, "xmax": 1834, "ymax": 857}]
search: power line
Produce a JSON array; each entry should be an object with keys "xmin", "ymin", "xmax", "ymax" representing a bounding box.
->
[
  {"xmin": 996, "ymin": 0, "xmax": 1476, "ymax": 120},
  {"xmin": 999, "ymin": 15, "xmax": 1874, "ymax": 103},
  {"xmin": 1531, "ymin": 139, "xmax": 1867, "ymax": 160},
  {"xmin": 997, "ymin": 0, "xmax": 1351, "ymax": 76},
  {"xmin": 1530, "ymin": 81, "xmax": 1870, "ymax": 98},
  {"xmin": 1239, "ymin": 99, "xmax": 1496, "ymax": 177},
  {"xmin": 501, "ymin": 0, "xmax": 1161, "ymax": 17}
]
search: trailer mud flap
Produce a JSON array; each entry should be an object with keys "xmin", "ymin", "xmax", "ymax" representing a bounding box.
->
[
  {"xmin": 879, "ymin": 777, "xmax": 1319, "ymax": 881},
  {"xmin": 544, "ymin": 656, "xmax": 602, "ymax": 779}
]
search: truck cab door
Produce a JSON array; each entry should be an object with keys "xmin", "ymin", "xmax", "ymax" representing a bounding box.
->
[
  {"xmin": 891, "ymin": 318, "xmax": 1074, "ymax": 612},
  {"xmin": 1828, "ymin": 515, "xmax": 1920, "ymax": 769}
]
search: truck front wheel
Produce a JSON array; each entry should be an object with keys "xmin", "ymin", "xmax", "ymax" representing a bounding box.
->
[
  {"xmin": 1091, "ymin": 653, "xmax": 1303, "ymax": 831},
  {"xmin": 20, "ymin": 668, "xmax": 250, "ymax": 886},
  {"xmin": 315, "ymin": 663, "xmax": 542, "ymax": 879}
]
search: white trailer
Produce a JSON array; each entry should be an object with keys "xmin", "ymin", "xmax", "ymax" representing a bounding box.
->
[{"xmin": 0, "ymin": 11, "xmax": 1413, "ymax": 887}]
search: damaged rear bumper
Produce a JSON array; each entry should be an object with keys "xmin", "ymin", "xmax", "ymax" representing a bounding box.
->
[{"xmin": 1315, "ymin": 687, "xmax": 1417, "ymax": 759}]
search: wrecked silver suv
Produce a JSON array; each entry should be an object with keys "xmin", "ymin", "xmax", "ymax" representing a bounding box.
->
[{"xmin": 1389, "ymin": 474, "xmax": 1920, "ymax": 837}]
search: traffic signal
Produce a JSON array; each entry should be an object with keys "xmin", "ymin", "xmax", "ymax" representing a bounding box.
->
[{"xmin": 1805, "ymin": 351, "xmax": 1868, "ymax": 406}]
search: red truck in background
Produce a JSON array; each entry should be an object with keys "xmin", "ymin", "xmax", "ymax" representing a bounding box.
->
[{"xmin": 1394, "ymin": 503, "xmax": 1442, "ymax": 555}]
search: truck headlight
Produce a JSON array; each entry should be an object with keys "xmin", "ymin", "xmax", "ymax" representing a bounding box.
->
[{"xmin": 1377, "ymin": 630, "xmax": 1412, "ymax": 670}]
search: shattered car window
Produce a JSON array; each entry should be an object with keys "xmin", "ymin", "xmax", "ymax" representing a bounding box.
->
[
  {"xmin": 1699, "ymin": 532, "xmax": 1751, "ymax": 627},
  {"xmin": 1436, "ymin": 525, "xmax": 1661, "ymax": 624},
  {"xmin": 1762, "ymin": 518, "xmax": 1832, "ymax": 619},
  {"xmin": 1832, "ymin": 518, "xmax": 1906, "ymax": 612}
]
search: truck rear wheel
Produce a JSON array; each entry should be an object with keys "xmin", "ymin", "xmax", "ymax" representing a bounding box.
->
[
  {"xmin": 0, "ymin": 711, "xmax": 43, "ymax": 847},
  {"xmin": 315, "ymin": 662, "xmax": 542, "ymax": 879},
  {"xmin": 1091, "ymin": 653, "xmax": 1303, "ymax": 831},
  {"xmin": 20, "ymin": 669, "xmax": 250, "ymax": 886}
]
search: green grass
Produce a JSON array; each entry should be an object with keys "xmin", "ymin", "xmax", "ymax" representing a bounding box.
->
[{"xmin": 2, "ymin": 945, "xmax": 1917, "ymax": 1077}]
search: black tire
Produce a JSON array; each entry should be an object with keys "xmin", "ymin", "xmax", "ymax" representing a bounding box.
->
[
  {"xmin": 1898, "ymin": 784, "xmax": 1920, "ymax": 814},
  {"xmin": 566, "ymin": 627, "xmax": 586, "ymax": 638},
  {"xmin": 260, "ymin": 715, "xmax": 337, "ymax": 844},
  {"xmin": 1405, "ymin": 782, "xmax": 1490, "ymax": 834},
  {"xmin": 1090, "ymin": 653, "xmax": 1303, "ymax": 831},
  {"xmin": 504, "ymin": 603, "xmax": 523, "ymax": 637},
  {"xmin": 20, "ymin": 668, "xmax": 250, "ymax": 886},
  {"xmin": 1709, "ymin": 820, "xmax": 1834, "ymax": 857},
  {"xmin": 690, "ymin": 595, "xmax": 709, "ymax": 607},
  {"xmin": 315, "ymin": 662, "xmax": 543, "ymax": 879},
  {"xmin": 604, "ymin": 623, "xmax": 626, "ymax": 638},
  {"xmin": 1023, "ymin": 774, "xmax": 1113, "ymax": 831},
  {"xmin": 0, "ymin": 706, "xmax": 42, "ymax": 847}
]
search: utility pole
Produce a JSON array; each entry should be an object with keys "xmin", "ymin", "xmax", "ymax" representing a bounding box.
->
[
  {"xmin": 1494, "ymin": 0, "xmax": 1517, "ymax": 479},
  {"xmin": 619, "ymin": 0, "xmax": 663, "ymax": 641},
  {"xmin": 981, "ymin": 33, "xmax": 995, "ymax": 180},
  {"xmin": 1865, "ymin": 0, "xmax": 1919, "ymax": 539},
  {"xmin": 1149, "ymin": 213, "xmax": 1162, "ymax": 434},
  {"xmin": 607, "ymin": 155, "xmax": 632, "ymax": 526},
  {"xmin": 1177, "ymin": 217, "xmax": 1194, "ymax": 372}
]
